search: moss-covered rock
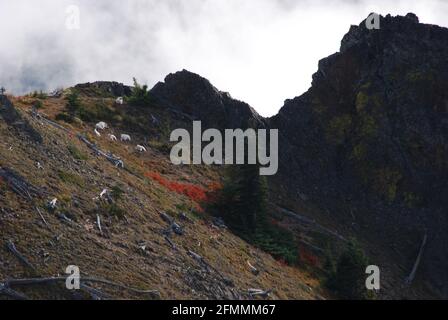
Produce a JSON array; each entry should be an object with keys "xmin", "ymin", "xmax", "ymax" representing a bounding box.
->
[{"xmin": 326, "ymin": 114, "xmax": 353, "ymax": 145}]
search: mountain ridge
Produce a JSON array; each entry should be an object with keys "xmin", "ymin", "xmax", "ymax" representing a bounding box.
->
[{"xmin": 1, "ymin": 12, "xmax": 446, "ymax": 299}]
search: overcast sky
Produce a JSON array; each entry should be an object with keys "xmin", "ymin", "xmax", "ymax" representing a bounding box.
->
[{"xmin": 1, "ymin": 0, "xmax": 447, "ymax": 116}]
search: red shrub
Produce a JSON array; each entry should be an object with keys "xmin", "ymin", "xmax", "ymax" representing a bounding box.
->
[
  {"xmin": 276, "ymin": 258, "xmax": 289, "ymax": 267},
  {"xmin": 298, "ymin": 246, "xmax": 320, "ymax": 267},
  {"xmin": 144, "ymin": 171, "xmax": 221, "ymax": 205}
]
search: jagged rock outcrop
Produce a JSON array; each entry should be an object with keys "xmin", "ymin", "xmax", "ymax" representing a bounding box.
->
[
  {"xmin": 139, "ymin": 14, "xmax": 447, "ymax": 297},
  {"xmin": 150, "ymin": 70, "xmax": 265, "ymax": 129},
  {"xmin": 271, "ymin": 13, "xmax": 448, "ymax": 297},
  {"xmin": 74, "ymin": 81, "xmax": 132, "ymax": 97}
]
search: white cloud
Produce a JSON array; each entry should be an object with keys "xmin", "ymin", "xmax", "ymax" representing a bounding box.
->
[{"xmin": 0, "ymin": 0, "xmax": 447, "ymax": 116}]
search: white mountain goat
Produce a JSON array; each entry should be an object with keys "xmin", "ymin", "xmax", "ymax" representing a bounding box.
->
[
  {"xmin": 108, "ymin": 134, "xmax": 117, "ymax": 141},
  {"xmin": 93, "ymin": 189, "xmax": 111, "ymax": 203},
  {"xmin": 115, "ymin": 97, "xmax": 124, "ymax": 105},
  {"xmin": 120, "ymin": 134, "xmax": 131, "ymax": 142},
  {"xmin": 95, "ymin": 122, "xmax": 108, "ymax": 130},
  {"xmin": 136, "ymin": 145, "xmax": 147, "ymax": 152},
  {"xmin": 99, "ymin": 189, "xmax": 108, "ymax": 199},
  {"xmin": 94, "ymin": 128, "xmax": 101, "ymax": 137},
  {"xmin": 48, "ymin": 198, "xmax": 57, "ymax": 209}
]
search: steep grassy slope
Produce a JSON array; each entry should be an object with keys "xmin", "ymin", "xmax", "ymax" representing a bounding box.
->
[{"xmin": 0, "ymin": 93, "xmax": 324, "ymax": 300}]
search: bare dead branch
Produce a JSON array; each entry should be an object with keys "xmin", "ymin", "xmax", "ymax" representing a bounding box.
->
[
  {"xmin": 35, "ymin": 206, "xmax": 49, "ymax": 226},
  {"xmin": 0, "ymin": 284, "xmax": 29, "ymax": 300},
  {"xmin": 1, "ymin": 276, "xmax": 160, "ymax": 297},
  {"xmin": 80, "ymin": 283, "xmax": 110, "ymax": 300},
  {"xmin": 405, "ymin": 231, "xmax": 428, "ymax": 285},
  {"xmin": 247, "ymin": 261, "xmax": 259, "ymax": 275},
  {"xmin": 6, "ymin": 240, "xmax": 36, "ymax": 272},
  {"xmin": 96, "ymin": 214, "xmax": 103, "ymax": 235},
  {"xmin": 164, "ymin": 236, "xmax": 177, "ymax": 250},
  {"xmin": 248, "ymin": 288, "xmax": 272, "ymax": 298},
  {"xmin": 187, "ymin": 250, "xmax": 233, "ymax": 286}
]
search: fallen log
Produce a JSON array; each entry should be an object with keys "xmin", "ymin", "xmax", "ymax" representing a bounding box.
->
[
  {"xmin": 159, "ymin": 212, "xmax": 184, "ymax": 235},
  {"xmin": 187, "ymin": 250, "xmax": 234, "ymax": 286},
  {"xmin": 31, "ymin": 110, "xmax": 71, "ymax": 134},
  {"xmin": 171, "ymin": 222, "xmax": 184, "ymax": 236},
  {"xmin": 248, "ymin": 288, "xmax": 272, "ymax": 298},
  {"xmin": 187, "ymin": 250, "xmax": 204, "ymax": 264},
  {"xmin": 298, "ymin": 239, "xmax": 324, "ymax": 253},
  {"xmin": 276, "ymin": 205, "xmax": 346, "ymax": 242},
  {"xmin": 6, "ymin": 240, "xmax": 36, "ymax": 272},
  {"xmin": 35, "ymin": 206, "xmax": 49, "ymax": 226},
  {"xmin": 0, "ymin": 276, "xmax": 160, "ymax": 298},
  {"xmin": 0, "ymin": 284, "xmax": 28, "ymax": 300},
  {"xmin": 57, "ymin": 213, "xmax": 74, "ymax": 224},
  {"xmin": 212, "ymin": 217, "xmax": 227, "ymax": 229},
  {"xmin": 96, "ymin": 214, "xmax": 103, "ymax": 235},
  {"xmin": 164, "ymin": 236, "xmax": 177, "ymax": 250},
  {"xmin": 160, "ymin": 212, "xmax": 174, "ymax": 224},
  {"xmin": 77, "ymin": 134, "xmax": 124, "ymax": 168},
  {"xmin": 2, "ymin": 248, "xmax": 155, "ymax": 300},
  {"xmin": 0, "ymin": 167, "xmax": 43, "ymax": 200},
  {"xmin": 404, "ymin": 231, "xmax": 428, "ymax": 285},
  {"xmin": 80, "ymin": 283, "xmax": 110, "ymax": 300},
  {"xmin": 247, "ymin": 261, "xmax": 259, "ymax": 275}
]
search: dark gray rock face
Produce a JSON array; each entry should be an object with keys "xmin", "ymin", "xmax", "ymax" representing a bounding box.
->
[
  {"xmin": 74, "ymin": 81, "xmax": 132, "ymax": 97},
  {"xmin": 150, "ymin": 70, "xmax": 265, "ymax": 129},
  {"xmin": 271, "ymin": 13, "xmax": 448, "ymax": 297}
]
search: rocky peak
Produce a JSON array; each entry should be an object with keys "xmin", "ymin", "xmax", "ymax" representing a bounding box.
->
[
  {"xmin": 306, "ymin": 12, "xmax": 448, "ymax": 101},
  {"xmin": 273, "ymin": 12, "xmax": 448, "ymax": 298},
  {"xmin": 156, "ymin": 69, "xmax": 222, "ymax": 96},
  {"xmin": 340, "ymin": 12, "xmax": 444, "ymax": 53},
  {"xmin": 405, "ymin": 12, "xmax": 419, "ymax": 23},
  {"xmin": 74, "ymin": 81, "xmax": 132, "ymax": 97},
  {"xmin": 150, "ymin": 69, "xmax": 265, "ymax": 128}
]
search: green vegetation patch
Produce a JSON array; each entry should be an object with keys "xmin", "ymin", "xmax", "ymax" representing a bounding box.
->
[
  {"xmin": 326, "ymin": 114, "xmax": 353, "ymax": 145},
  {"xmin": 372, "ymin": 167, "xmax": 402, "ymax": 203},
  {"xmin": 126, "ymin": 78, "xmax": 152, "ymax": 106},
  {"xmin": 208, "ymin": 165, "xmax": 298, "ymax": 265},
  {"xmin": 326, "ymin": 240, "xmax": 372, "ymax": 300},
  {"xmin": 58, "ymin": 170, "xmax": 85, "ymax": 187},
  {"xmin": 68, "ymin": 144, "xmax": 88, "ymax": 161},
  {"xmin": 30, "ymin": 90, "xmax": 48, "ymax": 99}
]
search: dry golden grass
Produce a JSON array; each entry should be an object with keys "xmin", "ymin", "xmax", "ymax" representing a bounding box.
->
[{"xmin": 0, "ymin": 96, "xmax": 327, "ymax": 300}]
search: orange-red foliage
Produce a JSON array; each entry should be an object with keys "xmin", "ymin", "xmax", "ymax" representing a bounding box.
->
[
  {"xmin": 144, "ymin": 171, "xmax": 221, "ymax": 205},
  {"xmin": 276, "ymin": 258, "xmax": 289, "ymax": 267},
  {"xmin": 298, "ymin": 246, "xmax": 320, "ymax": 267}
]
